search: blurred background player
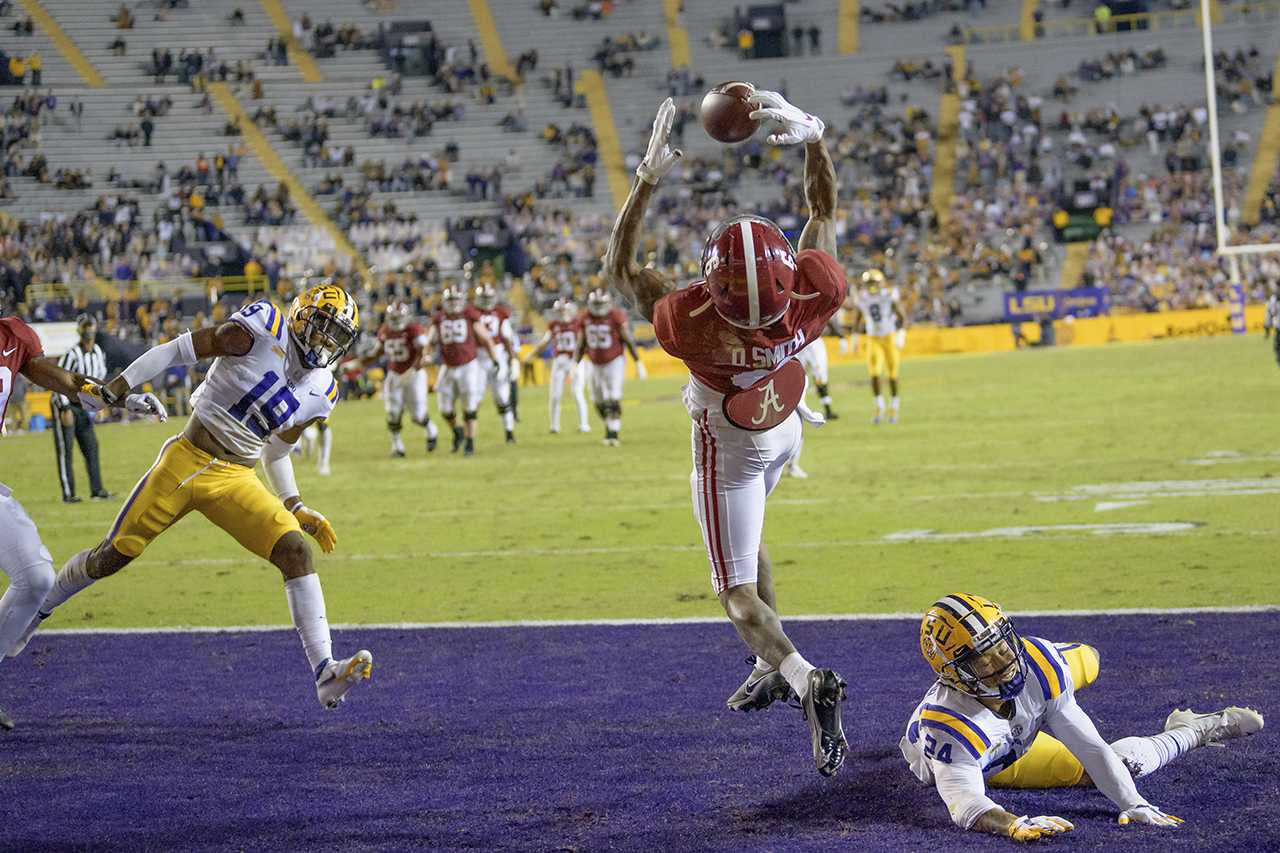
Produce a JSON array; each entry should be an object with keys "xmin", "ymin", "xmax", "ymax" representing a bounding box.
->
[
  {"xmin": 472, "ymin": 284, "xmax": 520, "ymax": 444},
  {"xmin": 526, "ymin": 298, "xmax": 590, "ymax": 434},
  {"xmin": 51, "ymin": 313, "xmax": 111, "ymax": 503},
  {"xmin": 904, "ymin": 593, "xmax": 1263, "ymax": 842},
  {"xmin": 853, "ymin": 270, "xmax": 906, "ymax": 424},
  {"xmin": 606, "ymin": 93, "xmax": 849, "ymax": 777},
  {"xmin": 795, "ymin": 319, "xmax": 844, "ymax": 421},
  {"xmin": 1, "ymin": 314, "xmax": 164, "ymax": 729},
  {"xmin": 16, "ymin": 286, "xmax": 373, "ymax": 711},
  {"xmin": 578, "ymin": 288, "xmax": 643, "ymax": 446},
  {"xmin": 426, "ymin": 286, "xmax": 500, "ymax": 456},
  {"xmin": 366, "ymin": 299, "xmax": 438, "ymax": 458}
]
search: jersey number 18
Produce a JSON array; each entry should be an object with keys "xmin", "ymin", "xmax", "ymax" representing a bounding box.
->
[{"xmin": 229, "ymin": 371, "xmax": 299, "ymax": 438}]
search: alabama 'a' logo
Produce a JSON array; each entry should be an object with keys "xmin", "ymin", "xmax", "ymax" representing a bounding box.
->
[{"xmin": 722, "ymin": 359, "xmax": 805, "ymax": 431}]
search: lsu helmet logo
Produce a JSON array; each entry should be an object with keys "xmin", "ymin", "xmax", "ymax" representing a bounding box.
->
[
  {"xmin": 920, "ymin": 593, "xmax": 1027, "ymax": 701},
  {"xmin": 288, "ymin": 284, "xmax": 360, "ymax": 369}
]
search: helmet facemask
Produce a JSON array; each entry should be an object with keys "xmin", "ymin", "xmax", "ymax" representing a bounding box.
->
[
  {"xmin": 294, "ymin": 304, "xmax": 358, "ymax": 369},
  {"xmin": 942, "ymin": 618, "xmax": 1027, "ymax": 701}
]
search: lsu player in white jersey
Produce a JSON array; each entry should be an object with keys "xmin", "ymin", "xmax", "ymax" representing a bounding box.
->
[
  {"xmin": 472, "ymin": 284, "xmax": 520, "ymax": 444},
  {"xmin": 901, "ymin": 593, "xmax": 1263, "ymax": 842},
  {"xmin": 15, "ymin": 285, "xmax": 374, "ymax": 711},
  {"xmin": 524, "ymin": 298, "xmax": 590, "ymax": 434},
  {"xmin": 852, "ymin": 270, "xmax": 905, "ymax": 424}
]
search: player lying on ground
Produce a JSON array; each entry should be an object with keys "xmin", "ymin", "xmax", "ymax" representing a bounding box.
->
[
  {"xmin": 605, "ymin": 93, "xmax": 850, "ymax": 775},
  {"xmin": 0, "ymin": 315, "xmax": 165, "ymax": 730},
  {"xmin": 12, "ymin": 286, "xmax": 374, "ymax": 711},
  {"xmin": 901, "ymin": 593, "xmax": 1263, "ymax": 841}
]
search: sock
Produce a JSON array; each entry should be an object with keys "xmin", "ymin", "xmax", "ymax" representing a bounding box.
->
[
  {"xmin": 753, "ymin": 655, "xmax": 776, "ymax": 674},
  {"xmin": 502, "ymin": 410, "xmax": 514, "ymax": 431},
  {"xmin": 780, "ymin": 651, "xmax": 816, "ymax": 700},
  {"xmin": 1111, "ymin": 728, "xmax": 1199, "ymax": 778},
  {"xmin": 318, "ymin": 427, "xmax": 332, "ymax": 467},
  {"xmin": 606, "ymin": 416, "xmax": 621, "ymax": 434},
  {"xmin": 891, "ymin": 396, "xmax": 900, "ymax": 412},
  {"xmin": 41, "ymin": 549, "xmax": 95, "ymax": 613},
  {"xmin": 465, "ymin": 437, "xmax": 475, "ymax": 451},
  {"xmin": 425, "ymin": 419, "xmax": 439, "ymax": 440},
  {"xmin": 284, "ymin": 574, "xmax": 332, "ymax": 676},
  {"xmin": 875, "ymin": 395, "xmax": 885, "ymax": 413},
  {"xmin": 390, "ymin": 432, "xmax": 405, "ymax": 453}
]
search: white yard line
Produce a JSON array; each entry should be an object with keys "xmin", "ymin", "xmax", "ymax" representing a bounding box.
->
[{"xmin": 38, "ymin": 604, "xmax": 1280, "ymax": 636}]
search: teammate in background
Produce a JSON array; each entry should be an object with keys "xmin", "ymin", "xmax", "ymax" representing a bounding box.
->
[
  {"xmin": 795, "ymin": 319, "xmax": 844, "ymax": 421},
  {"xmin": 903, "ymin": 593, "xmax": 1263, "ymax": 842},
  {"xmin": 605, "ymin": 94, "xmax": 849, "ymax": 776},
  {"xmin": 1265, "ymin": 285, "xmax": 1277, "ymax": 339},
  {"xmin": 14, "ymin": 287, "xmax": 375, "ymax": 712},
  {"xmin": 367, "ymin": 299, "xmax": 438, "ymax": 457},
  {"xmin": 0, "ymin": 315, "xmax": 165, "ymax": 729},
  {"xmin": 472, "ymin": 284, "xmax": 520, "ymax": 444},
  {"xmin": 425, "ymin": 286, "xmax": 500, "ymax": 456},
  {"xmin": 578, "ymin": 288, "xmax": 644, "ymax": 446},
  {"xmin": 852, "ymin": 269, "xmax": 906, "ymax": 424},
  {"xmin": 525, "ymin": 298, "xmax": 590, "ymax": 434}
]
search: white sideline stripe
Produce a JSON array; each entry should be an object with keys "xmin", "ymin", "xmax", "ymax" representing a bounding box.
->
[{"xmin": 37, "ymin": 604, "xmax": 1280, "ymax": 636}]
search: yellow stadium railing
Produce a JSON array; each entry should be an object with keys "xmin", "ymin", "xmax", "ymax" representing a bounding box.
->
[{"xmin": 24, "ymin": 275, "xmax": 277, "ymax": 306}]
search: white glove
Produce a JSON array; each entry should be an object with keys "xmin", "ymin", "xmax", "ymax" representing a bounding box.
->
[
  {"xmin": 1118, "ymin": 805, "xmax": 1184, "ymax": 827},
  {"xmin": 747, "ymin": 90, "xmax": 825, "ymax": 146},
  {"xmin": 1008, "ymin": 815, "xmax": 1074, "ymax": 842},
  {"xmin": 125, "ymin": 392, "xmax": 168, "ymax": 422},
  {"xmin": 636, "ymin": 97, "xmax": 683, "ymax": 185},
  {"xmin": 894, "ymin": 328, "xmax": 907, "ymax": 350},
  {"xmin": 635, "ymin": 359, "xmax": 647, "ymax": 380}
]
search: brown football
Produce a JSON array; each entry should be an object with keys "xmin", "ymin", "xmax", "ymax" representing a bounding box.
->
[{"xmin": 700, "ymin": 81, "xmax": 759, "ymax": 144}]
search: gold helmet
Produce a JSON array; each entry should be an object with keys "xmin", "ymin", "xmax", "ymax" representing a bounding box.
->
[
  {"xmin": 473, "ymin": 284, "xmax": 498, "ymax": 311},
  {"xmin": 288, "ymin": 283, "xmax": 359, "ymax": 369},
  {"xmin": 861, "ymin": 268, "xmax": 886, "ymax": 294},
  {"xmin": 441, "ymin": 286, "xmax": 467, "ymax": 314},
  {"xmin": 920, "ymin": 593, "xmax": 1027, "ymax": 700}
]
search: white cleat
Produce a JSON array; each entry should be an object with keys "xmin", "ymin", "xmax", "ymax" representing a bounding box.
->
[
  {"xmin": 315, "ymin": 650, "xmax": 374, "ymax": 710},
  {"xmin": 787, "ymin": 463, "xmax": 809, "ymax": 479},
  {"xmin": 578, "ymin": 426, "xmax": 591, "ymax": 433},
  {"xmin": 1164, "ymin": 706, "xmax": 1264, "ymax": 746},
  {"xmin": 7, "ymin": 611, "xmax": 46, "ymax": 658},
  {"xmin": 317, "ymin": 462, "xmax": 331, "ymax": 476}
]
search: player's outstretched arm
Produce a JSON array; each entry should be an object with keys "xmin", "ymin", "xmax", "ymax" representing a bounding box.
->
[
  {"xmin": 263, "ymin": 420, "xmax": 336, "ymax": 553},
  {"xmin": 20, "ymin": 356, "xmax": 95, "ymax": 400},
  {"xmin": 605, "ymin": 98, "xmax": 679, "ymax": 323},
  {"xmin": 524, "ymin": 330, "xmax": 552, "ymax": 363},
  {"xmin": 932, "ymin": 761, "xmax": 1073, "ymax": 842},
  {"xmin": 99, "ymin": 322, "xmax": 251, "ymax": 403},
  {"xmin": 747, "ymin": 90, "xmax": 836, "ymax": 257},
  {"xmin": 23, "ymin": 354, "xmax": 168, "ymax": 421}
]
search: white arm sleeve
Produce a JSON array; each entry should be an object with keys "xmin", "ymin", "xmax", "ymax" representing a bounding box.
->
[
  {"xmin": 931, "ymin": 761, "xmax": 1001, "ymax": 829},
  {"xmin": 119, "ymin": 332, "xmax": 198, "ymax": 390},
  {"xmin": 260, "ymin": 435, "xmax": 300, "ymax": 501},
  {"xmin": 1046, "ymin": 696, "xmax": 1147, "ymax": 812}
]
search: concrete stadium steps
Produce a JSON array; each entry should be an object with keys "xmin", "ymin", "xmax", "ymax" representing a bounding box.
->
[
  {"xmin": 39, "ymin": 0, "xmax": 304, "ymax": 89},
  {"xmin": 0, "ymin": 18, "xmax": 81, "ymax": 86}
]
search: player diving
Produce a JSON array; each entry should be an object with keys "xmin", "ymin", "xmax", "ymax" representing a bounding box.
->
[
  {"xmin": 605, "ymin": 92, "xmax": 850, "ymax": 776},
  {"xmin": 12, "ymin": 285, "xmax": 375, "ymax": 710},
  {"xmin": 902, "ymin": 593, "xmax": 1263, "ymax": 841}
]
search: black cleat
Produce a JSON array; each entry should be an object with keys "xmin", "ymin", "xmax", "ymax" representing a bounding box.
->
[
  {"xmin": 0, "ymin": 706, "xmax": 14, "ymax": 731},
  {"xmin": 63, "ymin": 495, "xmax": 82, "ymax": 504},
  {"xmin": 91, "ymin": 490, "xmax": 112, "ymax": 500},
  {"xmin": 391, "ymin": 448, "xmax": 406, "ymax": 458},
  {"xmin": 427, "ymin": 435, "xmax": 438, "ymax": 453},
  {"xmin": 824, "ymin": 408, "xmax": 839, "ymax": 420},
  {"xmin": 464, "ymin": 438, "xmax": 475, "ymax": 457},
  {"xmin": 802, "ymin": 668, "xmax": 848, "ymax": 777},
  {"xmin": 726, "ymin": 657, "xmax": 795, "ymax": 712},
  {"xmin": 505, "ymin": 430, "xmax": 516, "ymax": 444},
  {"xmin": 451, "ymin": 427, "xmax": 464, "ymax": 453}
]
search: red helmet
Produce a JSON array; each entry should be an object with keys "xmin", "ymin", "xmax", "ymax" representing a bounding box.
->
[{"xmin": 701, "ymin": 215, "xmax": 797, "ymax": 329}]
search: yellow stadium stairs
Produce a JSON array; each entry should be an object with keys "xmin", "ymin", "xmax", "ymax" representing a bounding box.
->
[
  {"xmin": 579, "ymin": 70, "xmax": 629, "ymax": 211},
  {"xmin": 17, "ymin": 0, "xmax": 104, "ymax": 88},
  {"xmin": 929, "ymin": 46, "xmax": 966, "ymax": 227},
  {"xmin": 208, "ymin": 83, "xmax": 369, "ymax": 279},
  {"xmin": 663, "ymin": 0, "xmax": 692, "ymax": 68},
  {"xmin": 838, "ymin": 0, "xmax": 859, "ymax": 55},
  {"xmin": 1020, "ymin": 0, "xmax": 1039, "ymax": 41},
  {"xmin": 1059, "ymin": 241, "xmax": 1090, "ymax": 288},
  {"xmin": 1242, "ymin": 52, "xmax": 1280, "ymax": 226},
  {"xmin": 258, "ymin": 0, "xmax": 324, "ymax": 83},
  {"xmin": 467, "ymin": 0, "xmax": 514, "ymax": 79}
]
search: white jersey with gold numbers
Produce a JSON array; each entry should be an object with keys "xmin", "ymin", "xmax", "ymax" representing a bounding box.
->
[
  {"xmin": 191, "ymin": 300, "xmax": 339, "ymax": 460},
  {"xmin": 856, "ymin": 288, "xmax": 901, "ymax": 337}
]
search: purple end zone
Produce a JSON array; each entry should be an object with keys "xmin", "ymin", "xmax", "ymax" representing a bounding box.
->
[{"xmin": 1, "ymin": 612, "xmax": 1276, "ymax": 852}]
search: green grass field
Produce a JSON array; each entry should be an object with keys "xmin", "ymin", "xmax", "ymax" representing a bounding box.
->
[{"xmin": 4, "ymin": 334, "xmax": 1278, "ymax": 628}]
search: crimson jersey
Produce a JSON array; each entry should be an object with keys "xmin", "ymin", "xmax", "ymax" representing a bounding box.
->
[
  {"xmin": 432, "ymin": 306, "xmax": 481, "ymax": 367},
  {"xmin": 549, "ymin": 318, "xmax": 582, "ymax": 357},
  {"xmin": 377, "ymin": 322, "xmax": 427, "ymax": 374},
  {"xmin": 653, "ymin": 249, "xmax": 847, "ymax": 394},
  {"xmin": 476, "ymin": 306, "xmax": 512, "ymax": 352},
  {"xmin": 582, "ymin": 308, "xmax": 629, "ymax": 365},
  {"xmin": 0, "ymin": 316, "xmax": 43, "ymax": 429}
]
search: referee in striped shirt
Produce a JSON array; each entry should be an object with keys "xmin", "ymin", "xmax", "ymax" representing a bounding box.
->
[{"xmin": 52, "ymin": 314, "xmax": 110, "ymax": 503}]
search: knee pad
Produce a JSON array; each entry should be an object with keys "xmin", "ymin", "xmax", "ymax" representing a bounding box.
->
[
  {"xmin": 496, "ymin": 402, "xmax": 511, "ymax": 415},
  {"xmin": 463, "ymin": 411, "xmax": 477, "ymax": 422}
]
